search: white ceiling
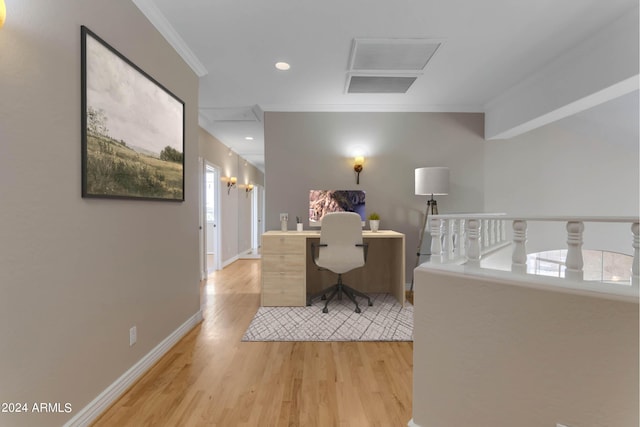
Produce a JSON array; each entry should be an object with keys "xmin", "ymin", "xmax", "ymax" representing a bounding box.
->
[{"xmin": 135, "ymin": 0, "xmax": 638, "ymax": 171}]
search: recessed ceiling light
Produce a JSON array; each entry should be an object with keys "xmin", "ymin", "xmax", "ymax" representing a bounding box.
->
[
  {"xmin": 275, "ymin": 61, "xmax": 291, "ymax": 71},
  {"xmin": 245, "ymin": 136, "xmax": 254, "ymax": 140}
]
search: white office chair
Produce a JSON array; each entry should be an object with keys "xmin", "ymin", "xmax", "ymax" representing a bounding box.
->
[{"xmin": 307, "ymin": 212, "xmax": 373, "ymax": 313}]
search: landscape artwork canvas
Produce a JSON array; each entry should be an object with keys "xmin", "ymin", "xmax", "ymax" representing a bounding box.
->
[{"xmin": 81, "ymin": 26, "xmax": 185, "ymax": 201}]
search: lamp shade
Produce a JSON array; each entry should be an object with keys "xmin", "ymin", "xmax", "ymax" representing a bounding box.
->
[{"xmin": 415, "ymin": 167, "xmax": 449, "ymax": 196}]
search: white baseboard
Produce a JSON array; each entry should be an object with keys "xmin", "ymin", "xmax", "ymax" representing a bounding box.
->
[
  {"xmin": 407, "ymin": 419, "xmax": 422, "ymax": 427},
  {"xmin": 238, "ymin": 251, "xmax": 261, "ymax": 259},
  {"xmin": 64, "ymin": 310, "xmax": 203, "ymax": 427},
  {"xmin": 222, "ymin": 254, "xmax": 240, "ymax": 268}
]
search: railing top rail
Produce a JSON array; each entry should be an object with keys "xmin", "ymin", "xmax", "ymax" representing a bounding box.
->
[
  {"xmin": 419, "ymin": 262, "xmax": 639, "ymax": 303},
  {"xmin": 431, "ymin": 214, "xmax": 639, "ymax": 223},
  {"xmin": 429, "ymin": 213, "xmax": 507, "ymax": 219}
]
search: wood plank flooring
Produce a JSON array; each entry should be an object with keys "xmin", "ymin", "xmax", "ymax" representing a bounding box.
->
[{"xmin": 92, "ymin": 260, "xmax": 413, "ymax": 426}]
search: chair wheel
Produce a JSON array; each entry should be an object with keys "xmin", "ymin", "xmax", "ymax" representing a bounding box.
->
[
  {"xmin": 368, "ymin": 301, "xmax": 373, "ymax": 306},
  {"xmin": 322, "ymin": 307, "xmax": 328, "ymax": 313},
  {"xmin": 355, "ymin": 307, "xmax": 361, "ymax": 313}
]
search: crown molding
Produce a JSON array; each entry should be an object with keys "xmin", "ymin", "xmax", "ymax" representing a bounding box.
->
[
  {"xmin": 260, "ymin": 103, "xmax": 484, "ymax": 113},
  {"xmin": 132, "ymin": 0, "xmax": 208, "ymax": 77}
]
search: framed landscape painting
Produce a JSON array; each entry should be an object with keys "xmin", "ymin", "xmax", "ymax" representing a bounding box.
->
[{"xmin": 81, "ymin": 26, "xmax": 185, "ymax": 201}]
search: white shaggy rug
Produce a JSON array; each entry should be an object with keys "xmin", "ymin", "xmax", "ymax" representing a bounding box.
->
[{"xmin": 242, "ymin": 293, "xmax": 413, "ymax": 342}]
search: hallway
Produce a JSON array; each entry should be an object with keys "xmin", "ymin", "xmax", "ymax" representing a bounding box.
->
[{"xmin": 93, "ymin": 260, "xmax": 413, "ymax": 426}]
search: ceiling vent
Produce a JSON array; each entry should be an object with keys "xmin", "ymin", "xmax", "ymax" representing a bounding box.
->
[
  {"xmin": 346, "ymin": 38, "xmax": 443, "ymax": 94},
  {"xmin": 347, "ymin": 75, "xmax": 417, "ymax": 94},
  {"xmin": 199, "ymin": 105, "xmax": 263, "ymax": 122}
]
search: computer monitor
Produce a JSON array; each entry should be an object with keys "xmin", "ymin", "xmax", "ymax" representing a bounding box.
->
[{"xmin": 309, "ymin": 190, "xmax": 366, "ymax": 227}]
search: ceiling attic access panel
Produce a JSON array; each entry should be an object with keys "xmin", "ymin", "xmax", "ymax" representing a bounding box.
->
[{"xmin": 345, "ymin": 38, "xmax": 444, "ymax": 94}]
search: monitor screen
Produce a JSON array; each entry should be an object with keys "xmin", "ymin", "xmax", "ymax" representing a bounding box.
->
[{"xmin": 309, "ymin": 190, "xmax": 366, "ymax": 227}]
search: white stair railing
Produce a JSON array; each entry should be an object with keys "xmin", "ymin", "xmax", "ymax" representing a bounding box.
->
[
  {"xmin": 428, "ymin": 214, "xmax": 640, "ymax": 287},
  {"xmin": 431, "ymin": 214, "xmax": 509, "ymax": 265}
]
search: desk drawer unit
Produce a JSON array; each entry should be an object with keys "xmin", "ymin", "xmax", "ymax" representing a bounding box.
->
[
  {"xmin": 261, "ymin": 234, "xmax": 306, "ymax": 306},
  {"xmin": 262, "ymin": 254, "xmax": 305, "ymax": 272},
  {"xmin": 261, "ymin": 235, "xmax": 305, "ymax": 254},
  {"xmin": 262, "ymin": 272, "xmax": 305, "ymax": 306}
]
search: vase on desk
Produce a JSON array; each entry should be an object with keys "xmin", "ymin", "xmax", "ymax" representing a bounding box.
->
[{"xmin": 369, "ymin": 220, "xmax": 380, "ymax": 232}]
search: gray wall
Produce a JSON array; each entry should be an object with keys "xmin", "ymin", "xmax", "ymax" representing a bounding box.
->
[
  {"xmin": 264, "ymin": 99, "xmax": 639, "ymax": 280},
  {"xmin": 0, "ymin": 2, "xmax": 199, "ymax": 426},
  {"xmin": 199, "ymin": 128, "xmax": 264, "ymax": 263},
  {"xmin": 264, "ymin": 112, "xmax": 486, "ymax": 281}
]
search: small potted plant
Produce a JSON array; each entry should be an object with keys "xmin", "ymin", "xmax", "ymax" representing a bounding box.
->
[{"xmin": 368, "ymin": 212, "xmax": 380, "ymax": 232}]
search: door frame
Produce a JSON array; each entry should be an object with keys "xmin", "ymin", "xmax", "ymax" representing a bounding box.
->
[
  {"xmin": 199, "ymin": 158, "xmax": 222, "ymax": 279},
  {"xmin": 250, "ymin": 184, "xmax": 265, "ymax": 252},
  {"xmin": 251, "ymin": 185, "xmax": 258, "ymax": 251}
]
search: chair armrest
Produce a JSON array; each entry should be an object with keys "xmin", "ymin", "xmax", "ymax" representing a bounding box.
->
[
  {"xmin": 356, "ymin": 242, "xmax": 369, "ymax": 262},
  {"xmin": 310, "ymin": 242, "xmax": 328, "ymax": 267}
]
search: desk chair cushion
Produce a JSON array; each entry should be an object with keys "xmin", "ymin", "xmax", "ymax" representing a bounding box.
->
[{"xmin": 316, "ymin": 212, "xmax": 365, "ymax": 274}]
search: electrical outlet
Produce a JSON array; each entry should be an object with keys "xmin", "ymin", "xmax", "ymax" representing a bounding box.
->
[{"xmin": 129, "ymin": 326, "xmax": 137, "ymax": 346}]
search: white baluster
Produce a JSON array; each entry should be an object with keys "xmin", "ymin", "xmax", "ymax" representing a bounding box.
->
[
  {"xmin": 631, "ymin": 222, "xmax": 639, "ymax": 287},
  {"xmin": 565, "ymin": 221, "xmax": 585, "ymax": 281},
  {"xmin": 490, "ymin": 220, "xmax": 496, "ymax": 246},
  {"xmin": 482, "ymin": 219, "xmax": 489, "ymax": 251},
  {"xmin": 452, "ymin": 219, "xmax": 462, "ymax": 259},
  {"xmin": 511, "ymin": 220, "xmax": 527, "ymax": 273},
  {"xmin": 501, "ymin": 220, "xmax": 507, "ymax": 244},
  {"xmin": 442, "ymin": 219, "xmax": 451, "ymax": 261},
  {"xmin": 430, "ymin": 217, "xmax": 442, "ymax": 262},
  {"xmin": 459, "ymin": 219, "xmax": 466, "ymax": 258},
  {"xmin": 466, "ymin": 219, "xmax": 481, "ymax": 265}
]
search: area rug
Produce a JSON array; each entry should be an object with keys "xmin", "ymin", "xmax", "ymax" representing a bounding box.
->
[{"xmin": 242, "ymin": 293, "xmax": 413, "ymax": 342}]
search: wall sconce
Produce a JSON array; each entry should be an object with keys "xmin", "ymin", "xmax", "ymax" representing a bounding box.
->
[
  {"xmin": 353, "ymin": 156, "xmax": 364, "ymax": 185},
  {"xmin": 245, "ymin": 184, "xmax": 254, "ymax": 197},
  {"xmin": 222, "ymin": 176, "xmax": 237, "ymax": 194},
  {"xmin": 0, "ymin": 0, "xmax": 6, "ymax": 29}
]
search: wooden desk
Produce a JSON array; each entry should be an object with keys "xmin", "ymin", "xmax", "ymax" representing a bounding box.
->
[{"xmin": 261, "ymin": 230, "xmax": 405, "ymax": 307}]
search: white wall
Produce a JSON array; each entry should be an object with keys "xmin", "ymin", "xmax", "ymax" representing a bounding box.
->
[
  {"xmin": 484, "ymin": 91, "xmax": 639, "ymax": 254},
  {"xmin": 0, "ymin": 2, "xmax": 200, "ymax": 426},
  {"xmin": 413, "ymin": 268, "xmax": 639, "ymax": 427},
  {"xmin": 264, "ymin": 112, "xmax": 487, "ymax": 281},
  {"xmin": 484, "ymin": 8, "xmax": 639, "ymax": 140}
]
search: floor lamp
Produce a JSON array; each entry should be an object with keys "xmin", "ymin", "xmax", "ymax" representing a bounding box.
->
[{"xmin": 411, "ymin": 167, "xmax": 449, "ymax": 292}]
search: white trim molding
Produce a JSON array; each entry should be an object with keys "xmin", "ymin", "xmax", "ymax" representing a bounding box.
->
[
  {"xmin": 63, "ymin": 310, "xmax": 203, "ymax": 427},
  {"xmin": 131, "ymin": 0, "xmax": 208, "ymax": 77},
  {"xmin": 222, "ymin": 254, "xmax": 240, "ymax": 268}
]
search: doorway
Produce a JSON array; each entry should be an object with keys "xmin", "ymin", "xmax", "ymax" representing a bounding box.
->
[
  {"xmin": 200, "ymin": 159, "xmax": 221, "ymax": 278},
  {"xmin": 251, "ymin": 184, "xmax": 264, "ymax": 253}
]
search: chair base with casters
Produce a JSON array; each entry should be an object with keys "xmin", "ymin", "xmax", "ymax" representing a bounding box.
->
[
  {"xmin": 308, "ymin": 239, "xmax": 372, "ymax": 313},
  {"xmin": 307, "ymin": 273, "xmax": 373, "ymax": 313}
]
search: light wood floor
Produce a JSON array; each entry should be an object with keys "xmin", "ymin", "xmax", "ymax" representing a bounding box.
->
[{"xmin": 92, "ymin": 260, "xmax": 413, "ymax": 426}]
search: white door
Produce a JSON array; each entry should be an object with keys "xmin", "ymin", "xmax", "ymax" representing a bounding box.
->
[
  {"xmin": 251, "ymin": 184, "xmax": 264, "ymax": 252},
  {"xmin": 201, "ymin": 159, "xmax": 221, "ymax": 277}
]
